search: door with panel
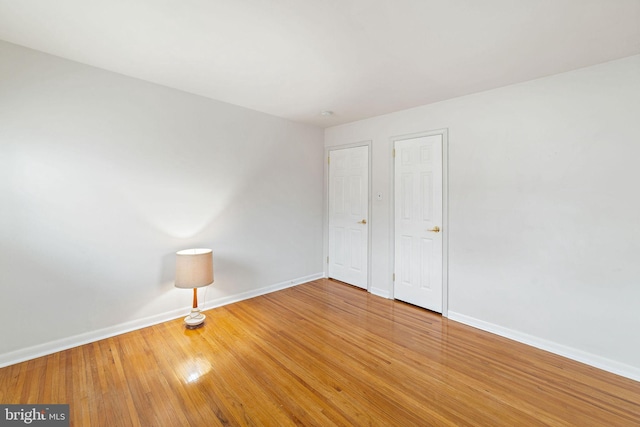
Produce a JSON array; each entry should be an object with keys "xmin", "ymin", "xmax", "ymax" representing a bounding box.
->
[
  {"xmin": 328, "ymin": 146, "xmax": 369, "ymax": 289},
  {"xmin": 394, "ymin": 135, "xmax": 443, "ymax": 312}
]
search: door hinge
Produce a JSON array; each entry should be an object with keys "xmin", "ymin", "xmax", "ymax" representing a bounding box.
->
[
  {"xmin": 393, "ymin": 273, "xmax": 395, "ymax": 281},
  {"xmin": 393, "ymin": 148, "xmax": 396, "ymax": 158},
  {"xmin": 327, "ymin": 256, "xmax": 329, "ymax": 264},
  {"xmin": 328, "ymin": 156, "xmax": 330, "ymax": 164}
]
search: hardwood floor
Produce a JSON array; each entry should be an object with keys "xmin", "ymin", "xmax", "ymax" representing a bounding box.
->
[{"xmin": 1, "ymin": 278, "xmax": 639, "ymax": 426}]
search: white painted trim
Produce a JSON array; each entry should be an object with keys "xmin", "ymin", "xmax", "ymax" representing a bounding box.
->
[
  {"xmin": 441, "ymin": 129, "xmax": 449, "ymax": 317},
  {"xmin": 324, "ymin": 141, "xmax": 373, "ymax": 291},
  {"xmin": 448, "ymin": 311, "xmax": 640, "ymax": 383},
  {"xmin": 369, "ymin": 287, "xmax": 391, "ymax": 299},
  {"xmin": 0, "ymin": 273, "xmax": 324, "ymax": 368},
  {"xmin": 389, "ymin": 129, "xmax": 449, "ymax": 316}
]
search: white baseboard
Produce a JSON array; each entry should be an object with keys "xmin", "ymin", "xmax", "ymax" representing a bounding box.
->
[
  {"xmin": 369, "ymin": 286, "xmax": 391, "ymax": 299},
  {"xmin": 0, "ymin": 273, "xmax": 324, "ymax": 368},
  {"xmin": 447, "ymin": 311, "xmax": 640, "ymax": 383},
  {"xmin": 200, "ymin": 272, "xmax": 324, "ymax": 311}
]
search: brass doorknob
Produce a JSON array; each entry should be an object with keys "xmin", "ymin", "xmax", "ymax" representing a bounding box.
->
[
  {"xmin": 358, "ymin": 219, "xmax": 367, "ymax": 224},
  {"xmin": 427, "ymin": 226, "xmax": 440, "ymax": 232}
]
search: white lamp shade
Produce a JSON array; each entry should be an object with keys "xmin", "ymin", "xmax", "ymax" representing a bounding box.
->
[{"xmin": 175, "ymin": 248, "xmax": 214, "ymax": 289}]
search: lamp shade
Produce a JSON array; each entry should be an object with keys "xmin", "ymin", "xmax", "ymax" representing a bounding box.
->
[{"xmin": 175, "ymin": 248, "xmax": 214, "ymax": 289}]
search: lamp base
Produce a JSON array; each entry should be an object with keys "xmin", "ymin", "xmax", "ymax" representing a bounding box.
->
[
  {"xmin": 184, "ymin": 309, "xmax": 205, "ymax": 329},
  {"xmin": 185, "ymin": 321, "xmax": 204, "ymax": 329}
]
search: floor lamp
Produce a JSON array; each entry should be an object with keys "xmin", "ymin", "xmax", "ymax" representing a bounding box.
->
[{"xmin": 175, "ymin": 248, "xmax": 214, "ymax": 329}]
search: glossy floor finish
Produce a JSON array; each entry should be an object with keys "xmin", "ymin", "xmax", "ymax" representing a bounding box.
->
[{"xmin": 1, "ymin": 279, "xmax": 639, "ymax": 426}]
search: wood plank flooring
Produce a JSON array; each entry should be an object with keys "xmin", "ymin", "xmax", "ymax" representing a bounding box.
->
[{"xmin": 1, "ymin": 278, "xmax": 639, "ymax": 426}]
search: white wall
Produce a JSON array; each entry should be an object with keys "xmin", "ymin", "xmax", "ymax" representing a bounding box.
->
[
  {"xmin": 0, "ymin": 41, "xmax": 324, "ymax": 364},
  {"xmin": 325, "ymin": 55, "xmax": 640, "ymax": 380}
]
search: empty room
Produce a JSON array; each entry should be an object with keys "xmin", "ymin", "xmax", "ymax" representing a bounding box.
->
[{"xmin": 1, "ymin": 1, "xmax": 639, "ymax": 426}]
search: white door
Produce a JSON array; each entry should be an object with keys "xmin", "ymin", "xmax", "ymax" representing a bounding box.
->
[
  {"xmin": 394, "ymin": 135, "xmax": 443, "ymax": 312},
  {"xmin": 328, "ymin": 146, "xmax": 369, "ymax": 289}
]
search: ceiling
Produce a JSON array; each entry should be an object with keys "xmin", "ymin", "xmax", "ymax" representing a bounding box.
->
[{"xmin": 1, "ymin": 0, "xmax": 639, "ymax": 128}]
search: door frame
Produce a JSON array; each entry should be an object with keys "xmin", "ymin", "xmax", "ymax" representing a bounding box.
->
[
  {"xmin": 324, "ymin": 141, "xmax": 372, "ymax": 291},
  {"xmin": 390, "ymin": 129, "xmax": 449, "ymax": 316}
]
